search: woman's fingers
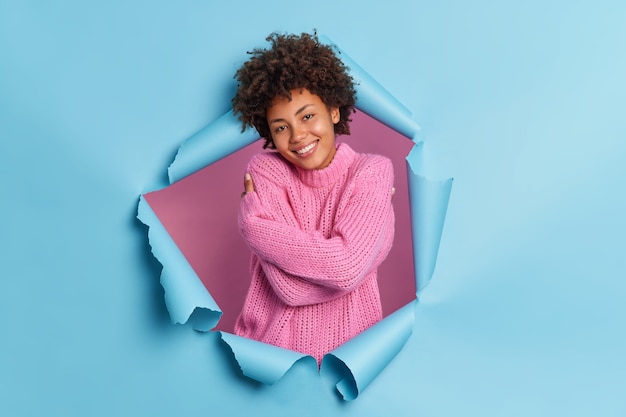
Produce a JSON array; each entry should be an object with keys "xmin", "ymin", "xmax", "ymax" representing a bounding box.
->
[
  {"xmin": 242, "ymin": 173, "xmax": 255, "ymax": 197},
  {"xmin": 245, "ymin": 173, "xmax": 255, "ymax": 192}
]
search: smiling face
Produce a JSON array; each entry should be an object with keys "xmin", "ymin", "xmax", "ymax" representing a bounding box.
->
[{"xmin": 266, "ymin": 88, "xmax": 340, "ymax": 170}]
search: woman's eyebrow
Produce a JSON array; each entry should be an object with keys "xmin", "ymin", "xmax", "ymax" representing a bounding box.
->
[
  {"xmin": 268, "ymin": 104, "xmax": 314, "ymax": 125},
  {"xmin": 294, "ymin": 103, "xmax": 313, "ymax": 116}
]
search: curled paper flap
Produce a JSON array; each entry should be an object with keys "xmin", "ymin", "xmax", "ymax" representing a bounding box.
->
[
  {"xmin": 167, "ymin": 110, "xmax": 259, "ymax": 184},
  {"xmin": 320, "ymin": 300, "xmax": 417, "ymax": 400},
  {"xmin": 137, "ymin": 195, "xmax": 222, "ymax": 331},
  {"xmin": 219, "ymin": 332, "xmax": 315, "ymax": 385},
  {"xmin": 319, "ymin": 35, "xmax": 420, "ymax": 140},
  {"xmin": 406, "ymin": 143, "xmax": 454, "ymax": 293}
]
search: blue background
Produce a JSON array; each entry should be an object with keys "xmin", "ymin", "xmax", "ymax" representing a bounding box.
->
[{"xmin": 1, "ymin": 1, "xmax": 625, "ymax": 416}]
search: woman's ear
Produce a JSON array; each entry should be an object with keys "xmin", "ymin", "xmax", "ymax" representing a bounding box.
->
[{"xmin": 330, "ymin": 106, "xmax": 340, "ymax": 124}]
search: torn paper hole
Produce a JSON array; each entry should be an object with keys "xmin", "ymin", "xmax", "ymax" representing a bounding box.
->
[
  {"xmin": 142, "ymin": 111, "xmax": 417, "ymax": 333},
  {"xmin": 137, "ymin": 36, "xmax": 452, "ymax": 400}
]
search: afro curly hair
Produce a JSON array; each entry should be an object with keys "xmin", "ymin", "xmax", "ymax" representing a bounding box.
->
[{"xmin": 232, "ymin": 31, "xmax": 356, "ymax": 149}]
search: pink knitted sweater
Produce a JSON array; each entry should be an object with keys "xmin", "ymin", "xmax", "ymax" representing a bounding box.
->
[{"xmin": 235, "ymin": 143, "xmax": 395, "ymax": 362}]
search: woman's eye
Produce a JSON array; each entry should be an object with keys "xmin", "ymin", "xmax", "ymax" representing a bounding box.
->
[
  {"xmin": 303, "ymin": 114, "xmax": 314, "ymax": 121},
  {"xmin": 275, "ymin": 125, "xmax": 287, "ymax": 133}
]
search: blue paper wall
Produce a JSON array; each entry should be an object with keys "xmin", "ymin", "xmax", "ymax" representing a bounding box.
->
[{"xmin": 1, "ymin": 1, "xmax": 625, "ymax": 416}]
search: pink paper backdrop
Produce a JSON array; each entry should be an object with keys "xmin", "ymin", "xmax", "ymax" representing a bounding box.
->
[{"xmin": 144, "ymin": 111, "xmax": 416, "ymax": 332}]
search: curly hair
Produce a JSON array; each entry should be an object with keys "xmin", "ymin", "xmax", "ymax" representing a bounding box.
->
[{"xmin": 232, "ymin": 32, "xmax": 356, "ymax": 149}]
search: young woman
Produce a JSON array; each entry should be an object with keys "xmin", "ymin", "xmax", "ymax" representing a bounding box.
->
[{"xmin": 232, "ymin": 32, "xmax": 395, "ymax": 363}]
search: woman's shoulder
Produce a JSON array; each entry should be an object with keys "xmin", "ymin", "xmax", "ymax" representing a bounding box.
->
[
  {"xmin": 350, "ymin": 150, "xmax": 394, "ymax": 180},
  {"xmin": 247, "ymin": 151, "xmax": 292, "ymax": 181}
]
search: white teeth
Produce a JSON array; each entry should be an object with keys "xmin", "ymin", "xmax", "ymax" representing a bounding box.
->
[{"xmin": 296, "ymin": 142, "xmax": 316, "ymax": 154}]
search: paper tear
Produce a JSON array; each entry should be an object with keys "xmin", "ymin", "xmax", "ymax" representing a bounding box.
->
[
  {"xmin": 167, "ymin": 110, "xmax": 260, "ymax": 184},
  {"xmin": 406, "ymin": 144, "xmax": 454, "ymax": 293},
  {"xmin": 320, "ymin": 355, "xmax": 359, "ymax": 401},
  {"xmin": 220, "ymin": 332, "xmax": 315, "ymax": 385},
  {"xmin": 137, "ymin": 195, "xmax": 222, "ymax": 331},
  {"xmin": 320, "ymin": 35, "xmax": 421, "ymax": 140},
  {"xmin": 321, "ymin": 300, "xmax": 417, "ymax": 400},
  {"xmin": 137, "ymin": 34, "xmax": 453, "ymax": 400}
]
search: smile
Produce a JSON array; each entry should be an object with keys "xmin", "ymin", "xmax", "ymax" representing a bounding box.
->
[{"xmin": 295, "ymin": 142, "xmax": 317, "ymax": 155}]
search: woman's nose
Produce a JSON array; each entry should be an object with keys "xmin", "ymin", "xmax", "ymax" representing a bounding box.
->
[{"xmin": 291, "ymin": 124, "xmax": 306, "ymax": 143}]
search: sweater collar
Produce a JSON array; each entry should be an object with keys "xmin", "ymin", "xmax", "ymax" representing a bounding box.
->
[{"xmin": 294, "ymin": 142, "xmax": 355, "ymax": 188}]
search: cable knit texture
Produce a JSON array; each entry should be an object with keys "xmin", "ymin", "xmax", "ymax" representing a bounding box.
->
[{"xmin": 235, "ymin": 143, "xmax": 395, "ymax": 363}]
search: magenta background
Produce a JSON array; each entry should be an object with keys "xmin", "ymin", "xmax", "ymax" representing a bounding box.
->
[{"xmin": 144, "ymin": 110, "xmax": 416, "ymax": 332}]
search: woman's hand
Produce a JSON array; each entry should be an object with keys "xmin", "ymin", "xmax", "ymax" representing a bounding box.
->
[{"xmin": 241, "ymin": 173, "xmax": 255, "ymax": 198}]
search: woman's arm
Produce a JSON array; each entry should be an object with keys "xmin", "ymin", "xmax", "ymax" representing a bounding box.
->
[
  {"xmin": 258, "ymin": 260, "xmax": 348, "ymax": 306},
  {"xmin": 240, "ymin": 155, "xmax": 395, "ymax": 293},
  {"xmin": 243, "ymin": 169, "xmax": 379, "ymax": 306}
]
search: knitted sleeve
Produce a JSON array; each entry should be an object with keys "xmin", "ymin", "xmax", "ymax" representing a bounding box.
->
[
  {"xmin": 238, "ymin": 153, "xmax": 347, "ymax": 306},
  {"xmin": 260, "ymin": 261, "xmax": 346, "ymax": 306},
  {"xmin": 239, "ymin": 154, "xmax": 395, "ymax": 303}
]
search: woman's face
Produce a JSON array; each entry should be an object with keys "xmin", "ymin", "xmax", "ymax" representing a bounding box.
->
[{"xmin": 266, "ymin": 88, "xmax": 340, "ymax": 170}]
